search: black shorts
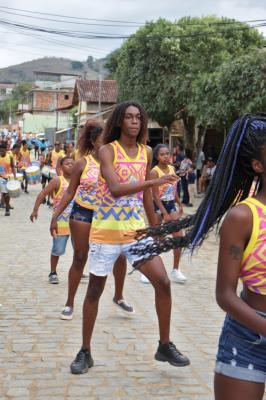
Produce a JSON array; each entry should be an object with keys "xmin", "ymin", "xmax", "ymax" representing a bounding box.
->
[
  {"xmin": 41, "ymin": 174, "xmax": 52, "ymax": 185},
  {"xmin": 69, "ymin": 202, "xmax": 94, "ymax": 224},
  {"xmin": 154, "ymin": 200, "xmax": 177, "ymax": 214}
]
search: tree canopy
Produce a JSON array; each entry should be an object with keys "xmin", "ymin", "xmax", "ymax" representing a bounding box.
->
[{"xmin": 107, "ymin": 16, "xmax": 265, "ymax": 153}]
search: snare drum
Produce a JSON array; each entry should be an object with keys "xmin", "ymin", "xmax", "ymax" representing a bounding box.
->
[
  {"xmin": 25, "ymin": 166, "xmax": 41, "ymax": 185},
  {"xmin": 6, "ymin": 180, "xmax": 21, "ymax": 198},
  {"xmin": 8, "ymin": 172, "xmax": 23, "ymax": 182},
  {"xmin": 41, "ymin": 166, "xmax": 50, "ymax": 178},
  {"xmin": 50, "ymin": 168, "xmax": 57, "ymax": 178}
]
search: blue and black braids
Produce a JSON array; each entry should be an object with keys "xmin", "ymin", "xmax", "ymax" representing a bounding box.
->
[{"xmin": 133, "ymin": 113, "xmax": 266, "ymax": 265}]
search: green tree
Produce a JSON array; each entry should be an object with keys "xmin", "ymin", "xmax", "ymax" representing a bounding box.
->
[
  {"xmin": 0, "ymin": 82, "xmax": 33, "ymax": 124},
  {"xmin": 110, "ymin": 16, "xmax": 264, "ymax": 154},
  {"xmin": 71, "ymin": 61, "xmax": 84, "ymax": 70}
]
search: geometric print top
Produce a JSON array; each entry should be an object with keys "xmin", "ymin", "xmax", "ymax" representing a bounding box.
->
[
  {"xmin": 53, "ymin": 175, "xmax": 73, "ymax": 236},
  {"xmin": 75, "ymin": 155, "xmax": 100, "ymax": 211},
  {"xmin": 239, "ymin": 197, "xmax": 266, "ymax": 294},
  {"xmin": 151, "ymin": 164, "xmax": 177, "ymax": 201},
  {"xmin": 90, "ymin": 140, "xmax": 147, "ymax": 244}
]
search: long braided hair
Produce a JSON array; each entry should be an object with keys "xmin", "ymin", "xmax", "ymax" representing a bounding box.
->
[{"xmin": 133, "ymin": 113, "xmax": 266, "ymax": 264}]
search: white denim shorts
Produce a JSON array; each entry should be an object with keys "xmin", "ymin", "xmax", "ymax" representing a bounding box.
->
[{"xmin": 88, "ymin": 237, "xmax": 155, "ymax": 276}]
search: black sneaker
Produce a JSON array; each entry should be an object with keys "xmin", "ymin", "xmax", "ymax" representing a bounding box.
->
[
  {"xmin": 24, "ymin": 189, "xmax": 29, "ymax": 194},
  {"xmin": 70, "ymin": 349, "xmax": 94, "ymax": 374},
  {"xmin": 113, "ymin": 298, "xmax": 135, "ymax": 314},
  {"xmin": 5, "ymin": 210, "xmax": 10, "ymax": 216},
  {"xmin": 48, "ymin": 272, "xmax": 59, "ymax": 284},
  {"xmin": 155, "ymin": 341, "xmax": 190, "ymax": 367}
]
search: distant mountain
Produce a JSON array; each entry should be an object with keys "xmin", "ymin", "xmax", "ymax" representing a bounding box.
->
[{"xmin": 0, "ymin": 56, "xmax": 108, "ymax": 83}]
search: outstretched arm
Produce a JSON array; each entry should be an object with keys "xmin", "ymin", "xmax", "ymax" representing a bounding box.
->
[{"xmin": 30, "ymin": 177, "xmax": 59, "ymax": 222}]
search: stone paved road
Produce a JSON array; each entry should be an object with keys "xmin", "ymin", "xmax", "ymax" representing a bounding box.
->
[{"xmin": 0, "ymin": 185, "xmax": 257, "ymax": 400}]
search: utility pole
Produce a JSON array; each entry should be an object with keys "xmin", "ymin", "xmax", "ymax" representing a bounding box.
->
[{"xmin": 98, "ymin": 73, "xmax": 102, "ymax": 113}]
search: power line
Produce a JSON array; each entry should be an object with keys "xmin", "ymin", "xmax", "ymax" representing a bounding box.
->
[
  {"xmin": 0, "ymin": 8, "xmax": 142, "ymax": 28},
  {"xmin": 0, "ymin": 17, "xmax": 265, "ymax": 40},
  {"xmin": 0, "ymin": 4, "xmax": 144, "ymax": 25}
]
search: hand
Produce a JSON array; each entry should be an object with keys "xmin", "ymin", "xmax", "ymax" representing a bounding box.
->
[
  {"xmin": 50, "ymin": 216, "xmax": 58, "ymax": 238},
  {"xmin": 162, "ymin": 212, "xmax": 171, "ymax": 222},
  {"xmin": 154, "ymin": 174, "xmax": 178, "ymax": 186},
  {"xmin": 177, "ymin": 205, "xmax": 184, "ymax": 218},
  {"xmin": 30, "ymin": 211, "xmax": 38, "ymax": 222}
]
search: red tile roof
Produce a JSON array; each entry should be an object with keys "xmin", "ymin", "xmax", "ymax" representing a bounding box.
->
[{"xmin": 73, "ymin": 79, "xmax": 118, "ymax": 105}]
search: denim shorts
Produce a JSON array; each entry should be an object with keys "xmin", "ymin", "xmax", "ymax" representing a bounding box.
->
[
  {"xmin": 154, "ymin": 200, "xmax": 176, "ymax": 214},
  {"xmin": 215, "ymin": 312, "xmax": 266, "ymax": 383},
  {"xmin": 0, "ymin": 178, "xmax": 8, "ymax": 194},
  {"xmin": 88, "ymin": 237, "xmax": 155, "ymax": 276},
  {"xmin": 51, "ymin": 235, "xmax": 70, "ymax": 256},
  {"xmin": 69, "ymin": 202, "xmax": 94, "ymax": 224}
]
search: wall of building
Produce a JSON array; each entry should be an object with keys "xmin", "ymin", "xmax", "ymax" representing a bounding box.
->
[{"xmin": 22, "ymin": 111, "xmax": 71, "ymax": 133}]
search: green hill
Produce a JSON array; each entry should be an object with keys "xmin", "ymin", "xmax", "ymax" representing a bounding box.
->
[{"xmin": 0, "ymin": 56, "xmax": 108, "ymax": 83}]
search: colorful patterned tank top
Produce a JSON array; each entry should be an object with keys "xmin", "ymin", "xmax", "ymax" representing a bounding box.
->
[
  {"xmin": 90, "ymin": 140, "xmax": 147, "ymax": 244},
  {"xmin": 75, "ymin": 155, "xmax": 99, "ymax": 210},
  {"xmin": 152, "ymin": 165, "xmax": 177, "ymax": 201},
  {"xmin": 19, "ymin": 149, "xmax": 30, "ymax": 169},
  {"xmin": 53, "ymin": 176, "xmax": 73, "ymax": 236},
  {"xmin": 240, "ymin": 197, "xmax": 266, "ymax": 294},
  {"xmin": 0, "ymin": 154, "xmax": 12, "ymax": 178}
]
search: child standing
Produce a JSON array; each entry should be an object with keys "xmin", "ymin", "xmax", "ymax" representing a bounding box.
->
[
  {"xmin": 150, "ymin": 144, "xmax": 186, "ymax": 283},
  {"xmin": 30, "ymin": 156, "xmax": 74, "ymax": 283}
]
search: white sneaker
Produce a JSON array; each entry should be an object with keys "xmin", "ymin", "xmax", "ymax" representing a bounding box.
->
[
  {"xmin": 171, "ymin": 269, "xmax": 187, "ymax": 283},
  {"xmin": 140, "ymin": 273, "xmax": 150, "ymax": 284}
]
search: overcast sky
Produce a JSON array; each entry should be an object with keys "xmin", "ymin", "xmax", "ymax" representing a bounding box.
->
[{"xmin": 0, "ymin": 0, "xmax": 265, "ymax": 69}]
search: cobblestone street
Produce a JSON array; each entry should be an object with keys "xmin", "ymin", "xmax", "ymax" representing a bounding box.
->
[{"xmin": 0, "ymin": 186, "xmax": 233, "ymax": 399}]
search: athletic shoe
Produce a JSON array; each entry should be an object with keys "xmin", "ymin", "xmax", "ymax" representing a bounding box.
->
[
  {"xmin": 140, "ymin": 273, "xmax": 150, "ymax": 284},
  {"xmin": 70, "ymin": 349, "xmax": 94, "ymax": 374},
  {"xmin": 48, "ymin": 272, "xmax": 59, "ymax": 284},
  {"xmin": 60, "ymin": 306, "xmax": 73, "ymax": 320},
  {"xmin": 155, "ymin": 341, "xmax": 190, "ymax": 367},
  {"xmin": 113, "ymin": 298, "xmax": 135, "ymax": 314},
  {"xmin": 5, "ymin": 210, "xmax": 10, "ymax": 216},
  {"xmin": 170, "ymin": 269, "xmax": 187, "ymax": 283},
  {"xmin": 24, "ymin": 189, "xmax": 29, "ymax": 194},
  {"xmin": 9, "ymin": 206, "xmax": 14, "ymax": 209}
]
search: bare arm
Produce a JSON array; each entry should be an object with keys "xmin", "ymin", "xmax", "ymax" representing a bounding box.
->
[
  {"xmin": 55, "ymin": 156, "xmax": 62, "ymax": 176},
  {"xmin": 143, "ymin": 148, "xmax": 158, "ymax": 227},
  {"xmin": 150, "ymin": 168, "xmax": 168, "ymax": 218},
  {"xmin": 216, "ymin": 204, "xmax": 266, "ymax": 336},
  {"xmin": 30, "ymin": 177, "xmax": 59, "ymax": 221},
  {"xmin": 99, "ymin": 145, "xmax": 177, "ymax": 198},
  {"xmin": 10, "ymin": 157, "xmax": 16, "ymax": 178}
]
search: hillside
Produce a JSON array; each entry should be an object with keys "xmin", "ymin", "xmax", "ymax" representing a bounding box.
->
[{"xmin": 0, "ymin": 56, "xmax": 108, "ymax": 83}]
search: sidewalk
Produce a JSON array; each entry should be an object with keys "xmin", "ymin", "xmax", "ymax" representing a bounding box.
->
[{"xmin": 0, "ymin": 185, "xmax": 223, "ymax": 399}]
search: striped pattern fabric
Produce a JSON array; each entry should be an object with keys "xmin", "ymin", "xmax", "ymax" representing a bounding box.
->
[
  {"xmin": 75, "ymin": 155, "xmax": 99, "ymax": 210},
  {"xmin": 240, "ymin": 197, "xmax": 266, "ymax": 294},
  {"xmin": 53, "ymin": 176, "xmax": 73, "ymax": 236},
  {"xmin": 90, "ymin": 140, "xmax": 147, "ymax": 244}
]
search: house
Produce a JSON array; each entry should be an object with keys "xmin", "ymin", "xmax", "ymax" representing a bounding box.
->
[
  {"xmin": 18, "ymin": 71, "xmax": 79, "ymax": 134},
  {"xmin": 0, "ymin": 83, "xmax": 16, "ymax": 101},
  {"xmin": 71, "ymin": 78, "xmax": 118, "ymax": 123}
]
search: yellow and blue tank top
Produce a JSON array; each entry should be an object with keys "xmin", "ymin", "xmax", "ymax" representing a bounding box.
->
[
  {"xmin": 152, "ymin": 165, "xmax": 177, "ymax": 201},
  {"xmin": 0, "ymin": 154, "xmax": 12, "ymax": 178},
  {"xmin": 90, "ymin": 140, "xmax": 147, "ymax": 244},
  {"xmin": 239, "ymin": 197, "xmax": 266, "ymax": 295},
  {"xmin": 75, "ymin": 155, "xmax": 99, "ymax": 210},
  {"xmin": 53, "ymin": 176, "xmax": 73, "ymax": 236},
  {"xmin": 19, "ymin": 149, "xmax": 30, "ymax": 169}
]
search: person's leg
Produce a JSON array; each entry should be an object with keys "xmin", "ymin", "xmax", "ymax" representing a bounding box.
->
[
  {"xmin": 214, "ymin": 373, "xmax": 265, "ymax": 400},
  {"xmin": 24, "ymin": 170, "xmax": 28, "ymax": 193},
  {"xmin": 82, "ymin": 274, "xmax": 107, "ymax": 350},
  {"xmin": 181, "ymin": 176, "xmax": 189, "ymax": 205},
  {"xmin": 65, "ymin": 219, "xmax": 90, "ymax": 309},
  {"xmin": 137, "ymin": 254, "xmax": 189, "ymax": 366},
  {"xmin": 112, "ymin": 254, "xmax": 135, "ymax": 313},
  {"xmin": 50, "ymin": 255, "xmax": 59, "ymax": 273},
  {"xmin": 113, "ymin": 255, "xmax": 127, "ymax": 301}
]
